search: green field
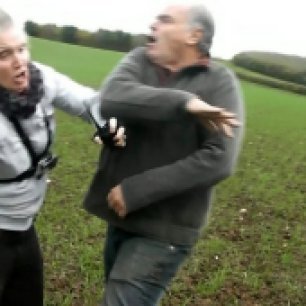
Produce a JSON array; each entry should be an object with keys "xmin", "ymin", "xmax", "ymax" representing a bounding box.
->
[
  {"xmin": 30, "ymin": 38, "xmax": 306, "ymax": 305},
  {"xmin": 30, "ymin": 37, "xmax": 124, "ymax": 88}
]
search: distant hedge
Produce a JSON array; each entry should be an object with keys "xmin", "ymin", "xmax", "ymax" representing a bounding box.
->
[
  {"xmin": 235, "ymin": 71, "xmax": 306, "ymax": 95},
  {"xmin": 233, "ymin": 52, "xmax": 306, "ymax": 87}
]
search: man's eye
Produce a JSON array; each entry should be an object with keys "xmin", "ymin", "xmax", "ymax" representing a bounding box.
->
[
  {"xmin": 158, "ymin": 15, "xmax": 173, "ymax": 24},
  {"xmin": 0, "ymin": 51, "xmax": 9, "ymax": 59}
]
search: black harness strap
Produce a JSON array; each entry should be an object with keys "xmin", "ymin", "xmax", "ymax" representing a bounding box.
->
[{"xmin": 0, "ymin": 108, "xmax": 52, "ymax": 183}]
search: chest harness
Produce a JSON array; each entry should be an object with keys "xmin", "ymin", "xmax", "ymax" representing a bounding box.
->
[{"xmin": 0, "ymin": 109, "xmax": 58, "ymax": 183}]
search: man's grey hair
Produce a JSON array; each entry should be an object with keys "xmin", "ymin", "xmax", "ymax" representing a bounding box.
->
[
  {"xmin": 0, "ymin": 8, "xmax": 13, "ymax": 32},
  {"xmin": 187, "ymin": 5, "xmax": 215, "ymax": 55}
]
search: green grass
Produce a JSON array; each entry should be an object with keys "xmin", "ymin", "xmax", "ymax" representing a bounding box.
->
[
  {"xmin": 161, "ymin": 83, "xmax": 306, "ymax": 305},
  {"xmin": 30, "ymin": 37, "xmax": 124, "ymax": 88},
  {"xmin": 30, "ymin": 38, "xmax": 306, "ymax": 305}
]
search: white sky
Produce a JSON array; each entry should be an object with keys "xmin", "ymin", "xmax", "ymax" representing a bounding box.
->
[{"xmin": 1, "ymin": 0, "xmax": 304, "ymax": 59}]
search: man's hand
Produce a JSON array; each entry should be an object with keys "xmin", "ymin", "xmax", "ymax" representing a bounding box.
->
[
  {"xmin": 107, "ymin": 185, "xmax": 127, "ymax": 218},
  {"xmin": 186, "ymin": 98, "xmax": 241, "ymax": 137}
]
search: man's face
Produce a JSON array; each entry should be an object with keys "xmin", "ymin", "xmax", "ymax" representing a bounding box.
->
[
  {"xmin": 146, "ymin": 6, "xmax": 193, "ymax": 65},
  {"xmin": 0, "ymin": 26, "xmax": 30, "ymax": 92}
]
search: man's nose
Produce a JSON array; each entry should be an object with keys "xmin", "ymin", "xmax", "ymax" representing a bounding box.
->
[{"xmin": 150, "ymin": 21, "xmax": 158, "ymax": 32}]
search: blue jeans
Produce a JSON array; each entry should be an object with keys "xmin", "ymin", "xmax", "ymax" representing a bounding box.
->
[{"xmin": 101, "ymin": 225, "xmax": 191, "ymax": 306}]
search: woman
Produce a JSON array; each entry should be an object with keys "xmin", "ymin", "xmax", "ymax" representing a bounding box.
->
[{"xmin": 0, "ymin": 8, "xmax": 124, "ymax": 306}]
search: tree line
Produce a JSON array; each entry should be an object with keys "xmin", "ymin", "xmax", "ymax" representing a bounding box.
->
[
  {"xmin": 25, "ymin": 21, "xmax": 146, "ymax": 52},
  {"xmin": 233, "ymin": 51, "xmax": 306, "ymax": 87},
  {"xmin": 230, "ymin": 52, "xmax": 306, "ymax": 95}
]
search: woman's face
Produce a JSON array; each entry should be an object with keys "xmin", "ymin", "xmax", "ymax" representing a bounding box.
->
[{"xmin": 0, "ymin": 26, "xmax": 30, "ymax": 92}]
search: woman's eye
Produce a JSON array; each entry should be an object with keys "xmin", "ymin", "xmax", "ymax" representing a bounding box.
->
[{"xmin": 19, "ymin": 45, "xmax": 27, "ymax": 53}]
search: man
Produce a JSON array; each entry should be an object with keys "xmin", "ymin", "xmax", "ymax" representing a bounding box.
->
[{"xmin": 85, "ymin": 4, "xmax": 244, "ymax": 305}]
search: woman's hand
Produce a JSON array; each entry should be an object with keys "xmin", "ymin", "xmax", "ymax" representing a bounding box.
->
[{"xmin": 93, "ymin": 118, "xmax": 126, "ymax": 147}]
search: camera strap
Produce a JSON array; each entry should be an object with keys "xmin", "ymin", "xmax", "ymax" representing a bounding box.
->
[{"xmin": 0, "ymin": 106, "xmax": 52, "ymax": 183}]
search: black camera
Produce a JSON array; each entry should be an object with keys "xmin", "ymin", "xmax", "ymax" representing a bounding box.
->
[{"xmin": 35, "ymin": 153, "xmax": 59, "ymax": 179}]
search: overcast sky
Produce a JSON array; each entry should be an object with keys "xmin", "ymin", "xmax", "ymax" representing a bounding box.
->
[{"xmin": 1, "ymin": 0, "xmax": 304, "ymax": 59}]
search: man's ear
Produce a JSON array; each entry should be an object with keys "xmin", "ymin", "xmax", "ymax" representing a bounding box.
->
[{"xmin": 186, "ymin": 28, "xmax": 203, "ymax": 46}]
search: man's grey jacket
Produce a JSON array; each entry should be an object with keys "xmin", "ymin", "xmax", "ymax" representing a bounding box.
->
[{"xmin": 84, "ymin": 47, "xmax": 244, "ymax": 246}]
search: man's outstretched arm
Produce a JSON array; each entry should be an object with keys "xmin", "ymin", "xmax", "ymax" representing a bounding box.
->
[{"xmin": 99, "ymin": 48, "xmax": 239, "ymax": 136}]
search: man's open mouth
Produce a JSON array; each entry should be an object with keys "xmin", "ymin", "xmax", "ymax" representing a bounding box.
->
[{"xmin": 147, "ymin": 35, "xmax": 157, "ymax": 44}]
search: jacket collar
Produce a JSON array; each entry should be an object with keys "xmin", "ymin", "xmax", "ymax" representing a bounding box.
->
[{"xmin": 154, "ymin": 56, "xmax": 210, "ymax": 86}]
